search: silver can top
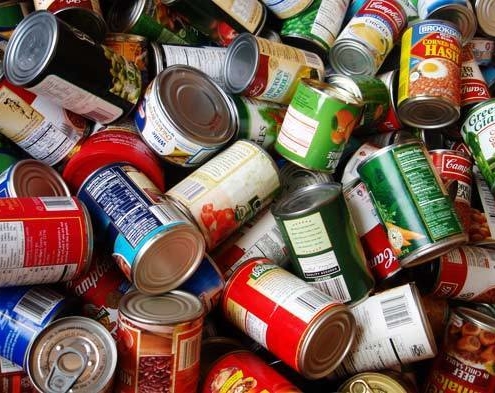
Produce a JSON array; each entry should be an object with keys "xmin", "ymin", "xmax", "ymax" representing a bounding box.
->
[
  {"xmin": 475, "ymin": 0, "xmax": 495, "ymax": 37},
  {"xmin": 107, "ymin": 0, "xmax": 145, "ymax": 33},
  {"xmin": 223, "ymin": 33, "xmax": 260, "ymax": 94},
  {"xmin": 328, "ymin": 39, "xmax": 378, "ymax": 76}
]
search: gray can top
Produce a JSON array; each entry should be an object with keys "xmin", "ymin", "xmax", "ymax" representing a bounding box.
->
[
  {"xmin": 107, "ymin": 0, "xmax": 145, "ymax": 33},
  {"xmin": 223, "ymin": 33, "xmax": 259, "ymax": 94}
]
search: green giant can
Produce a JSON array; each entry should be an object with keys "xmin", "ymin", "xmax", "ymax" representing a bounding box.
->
[
  {"xmin": 358, "ymin": 141, "xmax": 467, "ymax": 268},
  {"xmin": 271, "ymin": 182, "xmax": 375, "ymax": 305}
]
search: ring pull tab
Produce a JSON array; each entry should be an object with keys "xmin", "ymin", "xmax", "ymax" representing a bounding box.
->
[
  {"xmin": 45, "ymin": 347, "xmax": 88, "ymax": 393},
  {"xmin": 349, "ymin": 379, "xmax": 375, "ymax": 393}
]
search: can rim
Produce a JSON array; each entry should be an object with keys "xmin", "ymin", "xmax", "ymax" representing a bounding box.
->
[
  {"xmin": 453, "ymin": 306, "xmax": 495, "ymax": 333},
  {"xmin": 223, "ymin": 33, "xmax": 259, "ymax": 94},
  {"xmin": 328, "ymin": 39, "xmax": 378, "ymax": 77},
  {"xmin": 107, "ymin": 0, "xmax": 144, "ymax": 33},
  {"xmin": 337, "ymin": 371, "xmax": 414, "ymax": 392}
]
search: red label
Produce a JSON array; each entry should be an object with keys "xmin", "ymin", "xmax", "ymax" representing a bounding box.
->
[
  {"xmin": 358, "ymin": 0, "xmax": 407, "ymax": 40},
  {"xmin": 47, "ymin": 0, "xmax": 95, "ymax": 13},
  {"xmin": 0, "ymin": 79, "xmax": 37, "ymax": 105},
  {"xmin": 432, "ymin": 249, "xmax": 469, "ymax": 298},
  {"xmin": 429, "ymin": 151, "xmax": 473, "ymax": 184},
  {"xmin": 377, "ymin": 106, "xmax": 403, "ymax": 132},
  {"xmin": 245, "ymin": 53, "xmax": 270, "ymax": 97}
]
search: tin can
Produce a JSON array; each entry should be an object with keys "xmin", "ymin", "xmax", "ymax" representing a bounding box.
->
[
  {"xmin": 0, "ymin": 286, "xmax": 71, "ymax": 368},
  {"xmin": 279, "ymin": 160, "xmax": 332, "ymax": 196},
  {"xmin": 0, "ymin": 196, "xmax": 93, "ymax": 287},
  {"xmin": 115, "ymin": 290, "xmax": 204, "ymax": 393},
  {"xmin": 376, "ymin": 70, "xmax": 403, "ymax": 133},
  {"xmin": 272, "ymin": 183, "xmax": 375, "ymax": 304},
  {"xmin": 3, "ymin": 11, "xmax": 142, "ymax": 124},
  {"xmin": 223, "ymin": 33, "xmax": 325, "ymax": 105},
  {"xmin": 425, "ymin": 307, "xmax": 495, "ymax": 393},
  {"xmin": 466, "ymin": 37, "xmax": 495, "ymax": 66},
  {"xmin": 460, "ymin": 46, "xmax": 491, "ymax": 111},
  {"xmin": 261, "ymin": 0, "xmax": 313, "ymax": 19},
  {"xmin": 222, "ymin": 258, "xmax": 356, "ymax": 379},
  {"xmin": 33, "ymin": 0, "xmax": 107, "ymax": 43},
  {"xmin": 420, "ymin": 293, "xmax": 450, "ymax": 343},
  {"xmin": 0, "ymin": 1, "xmax": 32, "ymax": 38},
  {"xmin": 329, "ymin": 0, "xmax": 407, "ymax": 76},
  {"xmin": 61, "ymin": 129, "xmax": 165, "ymax": 192},
  {"xmin": 397, "ymin": 20, "xmax": 462, "ymax": 129},
  {"xmin": 468, "ymin": 166, "xmax": 495, "ymax": 245},
  {"xmin": 344, "ymin": 0, "xmax": 418, "ymax": 23},
  {"xmin": 0, "ymin": 159, "xmax": 70, "ymax": 197},
  {"xmin": 274, "ymin": 78, "xmax": 363, "ymax": 173},
  {"xmin": 340, "ymin": 141, "xmax": 380, "ymax": 186},
  {"xmin": 474, "ymin": 0, "xmax": 495, "ymax": 38},
  {"xmin": 166, "ymin": 140, "xmax": 280, "ymax": 251},
  {"xmin": 77, "ymin": 163, "xmax": 205, "ymax": 295},
  {"xmin": 27, "ymin": 316, "xmax": 117, "ymax": 393},
  {"xmin": 0, "ymin": 372, "xmax": 35, "ymax": 393},
  {"xmin": 338, "ymin": 371, "xmax": 416, "ymax": 392},
  {"xmin": 135, "ymin": 65, "xmax": 238, "ymax": 167},
  {"xmin": 358, "ymin": 141, "xmax": 467, "ymax": 267}
]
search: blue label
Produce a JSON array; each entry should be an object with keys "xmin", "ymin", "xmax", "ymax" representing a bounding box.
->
[
  {"xmin": 0, "ymin": 163, "xmax": 14, "ymax": 197},
  {"xmin": 134, "ymin": 94, "xmax": 147, "ymax": 133}
]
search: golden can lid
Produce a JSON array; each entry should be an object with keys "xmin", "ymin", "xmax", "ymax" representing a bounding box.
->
[{"xmin": 338, "ymin": 371, "xmax": 414, "ymax": 392}]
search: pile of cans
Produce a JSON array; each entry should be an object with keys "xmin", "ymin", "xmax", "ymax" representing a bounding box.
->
[{"xmin": 1, "ymin": 0, "xmax": 495, "ymax": 392}]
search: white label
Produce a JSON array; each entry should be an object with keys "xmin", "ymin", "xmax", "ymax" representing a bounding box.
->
[
  {"xmin": 0, "ymin": 265, "xmax": 78, "ymax": 287},
  {"xmin": 0, "ymin": 356, "xmax": 23, "ymax": 374},
  {"xmin": 225, "ymin": 300, "xmax": 268, "ymax": 347},
  {"xmin": 311, "ymin": 0, "xmax": 349, "ymax": 44},
  {"xmin": 277, "ymin": 105, "xmax": 319, "ymax": 158},
  {"xmin": 0, "ymin": 222, "xmax": 25, "ymax": 268},
  {"xmin": 13, "ymin": 287, "xmax": 64, "ymax": 325},
  {"xmin": 283, "ymin": 212, "xmax": 331, "ymax": 255},
  {"xmin": 40, "ymin": 197, "xmax": 77, "ymax": 211},
  {"xmin": 344, "ymin": 181, "xmax": 381, "ymax": 235},
  {"xmin": 313, "ymin": 276, "xmax": 352, "ymax": 303}
]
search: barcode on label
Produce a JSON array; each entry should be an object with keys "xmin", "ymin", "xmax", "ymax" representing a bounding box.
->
[
  {"xmin": 40, "ymin": 197, "xmax": 77, "ymax": 211},
  {"xmin": 13, "ymin": 287, "xmax": 63, "ymax": 325},
  {"xmin": 83, "ymin": 108, "xmax": 117, "ymax": 124},
  {"xmin": 178, "ymin": 334, "xmax": 201, "ymax": 371},
  {"xmin": 380, "ymin": 294, "xmax": 413, "ymax": 329},
  {"xmin": 313, "ymin": 276, "xmax": 352, "ymax": 304},
  {"xmin": 170, "ymin": 179, "xmax": 206, "ymax": 202},
  {"xmin": 294, "ymin": 289, "xmax": 330, "ymax": 313}
]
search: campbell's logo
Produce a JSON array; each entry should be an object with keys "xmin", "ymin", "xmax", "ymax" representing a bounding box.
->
[
  {"xmin": 66, "ymin": 257, "xmax": 113, "ymax": 296},
  {"xmin": 443, "ymin": 157, "xmax": 472, "ymax": 176},
  {"xmin": 369, "ymin": 247, "xmax": 397, "ymax": 269},
  {"xmin": 250, "ymin": 263, "xmax": 277, "ymax": 279},
  {"xmin": 365, "ymin": 0, "xmax": 406, "ymax": 31}
]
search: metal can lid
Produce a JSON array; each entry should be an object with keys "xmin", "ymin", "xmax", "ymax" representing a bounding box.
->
[
  {"xmin": 119, "ymin": 289, "xmax": 204, "ymax": 326},
  {"xmin": 3, "ymin": 11, "xmax": 57, "ymax": 86},
  {"xmin": 338, "ymin": 371, "xmax": 414, "ymax": 392},
  {"xmin": 397, "ymin": 95, "xmax": 460, "ymax": 129},
  {"xmin": 223, "ymin": 33, "xmax": 260, "ymax": 94},
  {"xmin": 475, "ymin": 0, "xmax": 495, "ymax": 37},
  {"xmin": 106, "ymin": 0, "xmax": 143, "ymax": 33},
  {"xmin": 427, "ymin": 3, "xmax": 477, "ymax": 45},
  {"xmin": 27, "ymin": 316, "xmax": 117, "ymax": 393},
  {"xmin": 454, "ymin": 306, "xmax": 495, "ymax": 333},
  {"xmin": 154, "ymin": 64, "xmax": 238, "ymax": 146},
  {"xmin": 328, "ymin": 39, "xmax": 377, "ymax": 76},
  {"xmin": 148, "ymin": 41, "xmax": 164, "ymax": 79}
]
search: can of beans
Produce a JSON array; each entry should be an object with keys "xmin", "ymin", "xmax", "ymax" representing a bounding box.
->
[
  {"xmin": 223, "ymin": 33, "xmax": 325, "ymax": 105},
  {"xmin": 222, "ymin": 258, "xmax": 356, "ymax": 379},
  {"xmin": 397, "ymin": 19, "xmax": 462, "ymax": 129},
  {"xmin": 0, "ymin": 1, "xmax": 32, "ymax": 38},
  {"xmin": 115, "ymin": 290, "xmax": 204, "ymax": 393},
  {"xmin": 425, "ymin": 307, "xmax": 495, "ymax": 393},
  {"xmin": 0, "ymin": 159, "xmax": 70, "ymax": 197},
  {"xmin": 278, "ymin": 160, "xmax": 333, "ymax": 196},
  {"xmin": 274, "ymin": 78, "xmax": 363, "ymax": 173},
  {"xmin": 4, "ymin": 11, "xmax": 142, "ymax": 124},
  {"xmin": 460, "ymin": 46, "xmax": 491, "ymax": 112},
  {"xmin": 272, "ymin": 182, "xmax": 375, "ymax": 305},
  {"xmin": 376, "ymin": 69, "xmax": 403, "ymax": 133},
  {"xmin": 329, "ymin": 0, "xmax": 407, "ymax": 76},
  {"xmin": 27, "ymin": 316, "xmax": 117, "ymax": 393},
  {"xmin": 77, "ymin": 163, "xmax": 205, "ymax": 295},
  {"xmin": 0, "ymin": 196, "xmax": 93, "ymax": 287},
  {"xmin": 358, "ymin": 141, "xmax": 467, "ymax": 268},
  {"xmin": 338, "ymin": 371, "xmax": 416, "ymax": 392},
  {"xmin": 166, "ymin": 140, "xmax": 280, "ymax": 251}
]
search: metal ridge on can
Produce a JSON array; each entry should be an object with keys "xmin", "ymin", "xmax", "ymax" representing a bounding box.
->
[
  {"xmin": 338, "ymin": 371, "xmax": 416, "ymax": 392},
  {"xmin": 474, "ymin": 0, "xmax": 495, "ymax": 37}
]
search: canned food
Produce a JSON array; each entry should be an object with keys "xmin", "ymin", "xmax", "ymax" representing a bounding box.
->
[
  {"xmin": 0, "ymin": 356, "xmax": 23, "ymax": 375},
  {"xmin": 4, "ymin": 11, "xmax": 142, "ymax": 124},
  {"xmin": 376, "ymin": 69, "xmax": 403, "ymax": 133},
  {"xmin": 0, "ymin": 196, "xmax": 93, "ymax": 287},
  {"xmin": 398, "ymin": 20, "xmax": 462, "ymax": 129},
  {"xmin": 420, "ymin": 294, "xmax": 450, "ymax": 343},
  {"xmin": 279, "ymin": 160, "xmax": 332, "ymax": 196},
  {"xmin": 115, "ymin": 290, "xmax": 204, "ymax": 393},
  {"xmin": 340, "ymin": 141, "xmax": 380, "ymax": 186},
  {"xmin": 466, "ymin": 37, "xmax": 495, "ymax": 66},
  {"xmin": 338, "ymin": 371, "xmax": 416, "ymax": 392},
  {"xmin": 77, "ymin": 163, "xmax": 205, "ymax": 295},
  {"xmin": 27, "ymin": 316, "xmax": 117, "ymax": 393},
  {"xmin": 271, "ymin": 182, "xmax": 375, "ymax": 305},
  {"xmin": 223, "ymin": 33, "xmax": 325, "ymax": 105},
  {"xmin": 261, "ymin": 0, "xmax": 313, "ymax": 19},
  {"xmin": 460, "ymin": 46, "xmax": 491, "ymax": 111},
  {"xmin": 0, "ymin": 372, "xmax": 35, "ymax": 393},
  {"xmin": 0, "ymin": 1, "xmax": 32, "ymax": 38},
  {"xmin": 222, "ymin": 258, "xmax": 356, "ymax": 379},
  {"xmin": 358, "ymin": 141, "xmax": 467, "ymax": 268},
  {"xmin": 166, "ymin": 140, "xmax": 280, "ymax": 251},
  {"xmin": 473, "ymin": 0, "xmax": 495, "ymax": 38}
]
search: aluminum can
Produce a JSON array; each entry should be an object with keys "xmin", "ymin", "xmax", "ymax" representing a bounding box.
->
[
  {"xmin": 340, "ymin": 141, "xmax": 380, "ymax": 186},
  {"xmin": 0, "ymin": 372, "xmax": 35, "ymax": 393},
  {"xmin": 398, "ymin": 20, "xmax": 462, "ymax": 129},
  {"xmin": 0, "ymin": 196, "xmax": 93, "ymax": 287},
  {"xmin": 0, "ymin": 286, "xmax": 70, "ymax": 368},
  {"xmin": 338, "ymin": 371, "xmax": 416, "ymax": 392},
  {"xmin": 466, "ymin": 37, "xmax": 495, "ymax": 66},
  {"xmin": 271, "ymin": 182, "xmax": 375, "ymax": 305},
  {"xmin": 275, "ymin": 78, "xmax": 363, "ymax": 173},
  {"xmin": 222, "ymin": 258, "xmax": 356, "ymax": 379},
  {"xmin": 166, "ymin": 140, "xmax": 280, "ymax": 251},
  {"xmin": 376, "ymin": 69, "xmax": 403, "ymax": 133},
  {"xmin": 77, "ymin": 163, "xmax": 205, "ymax": 295},
  {"xmin": 473, "ymin": 0, "xmax": 495, "ymax": 38},
  {"xmin": 424, "ymin": 307, "xmax": 495, "ymax": 393},
  {"xmin": 0, "ymin": 159, "xmax": 70, "ymax": 197},
  {"xmin": 3, "ymin": 11, "xmax": 142, "ymax": 124},
  {"xmin": 278, "ymin": 160, "xmax": 332, "ymax": 196},
  {"xmin": 329, "ymin": 0, "xmax": 407, "ymax": 76},
  {"xmin": 26, "ymin": 316, "xmax": 117, "ymax": 393},
  {"xmin": 357, "ymin": 141, "xmax": 467, "ymax": 267},
  {"xmin": 223, "ymin": 33, "xmax": 325, "ymax": 105},
  {"xmin": 460, "ymin": 45, "xmax": 491, "ymax": 111},
  {"xmin": 0, "ymin": 1, "xmax": 32, "ymax": 38},
  {"xmin": 115, "ymin": 290, "xmax": 204, "ymax": 393},
  {"xmin": 260, "ymin": 0, "xmax": 313, "ymax": 19}
]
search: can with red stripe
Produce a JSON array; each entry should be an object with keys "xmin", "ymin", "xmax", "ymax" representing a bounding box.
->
[
  {"xmin": 0, "ymin": 373, "xmax": 36, "ymax": 393},
  {"xmin": 376, "ymin": 69, "xmax": 403, "ymax": 133},
  {"xmin": 460, "ymin": 45, "xmax": 491, "ymax": 112},
  {"xmin": 221, "ymin": 258, "xmax": 356, "ymax": 379}
]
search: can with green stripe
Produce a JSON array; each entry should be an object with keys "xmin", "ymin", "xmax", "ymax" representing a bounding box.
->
[
  {"xmin": 357, "ymin": 140, "xmax": 468, "ymax": 268},
  {"xmin": 275, "ymin": 78, "xmax": 363, "ymax": 173}
]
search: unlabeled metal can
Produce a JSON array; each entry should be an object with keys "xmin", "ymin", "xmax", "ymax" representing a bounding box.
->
[
  {"xmin": 398, "ymin": 20, "xmax": 462, "ymax": 129},
  {"xmin": 358, "ymin": 141, "xmax": 467, "ymax": 268},
  {"xmin": 115, "ymin": 290, "xmax": 204, "ymax": 393},
  {"xmin": 460, "ymin": 45, "xmax": 491, "ymax": 111},
  {"xmin": 222, "ymin": 258, "xmax": 356, "ymax": 379},
  {"xmin": 27, "ymin": 316, "xmax": 117, "ymax": 393},
  {"xmin": 0, "ymin": 196, "xmax": 93, "ymax": 287},
  {"xmin": 338, "ymin": 371, "xmax": 416, "ymax": 392},
  {"xmin": 260, "ymin": 0, "xmax": 313, "ymax": 19}
]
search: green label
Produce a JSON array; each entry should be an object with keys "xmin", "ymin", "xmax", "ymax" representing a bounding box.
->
[{"xmin": 131, "ymin": 14, "xmax": 188, "ymax": 44}]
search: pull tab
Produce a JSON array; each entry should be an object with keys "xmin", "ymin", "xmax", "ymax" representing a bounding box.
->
[
  {"xmin": 45, "ymin": 348, "xmax": 88, "ymax": 393},
  {"xmin": 349, "ymin": 379, "xmax": 375, "ymax": 393}
]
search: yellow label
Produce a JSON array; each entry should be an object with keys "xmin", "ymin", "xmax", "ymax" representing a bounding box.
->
[
  {"xmin": 283, "ymin": 212, "xmax": 332, "ymax": 255},
  {"xmin": 398, "ymin": 27, "xmax": 412, "ymax": 105},
  {"xmin": 211, "ymin": 0, "xmax": 264, "ymax": 33}
]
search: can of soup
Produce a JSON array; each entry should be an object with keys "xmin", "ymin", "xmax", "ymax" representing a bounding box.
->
[{"xmin": 460, "ymin": 45, "xmax": 491, "ymax": 111}]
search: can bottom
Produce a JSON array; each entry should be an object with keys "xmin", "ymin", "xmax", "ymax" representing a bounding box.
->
[{"xmin": 397, "ymin": 96, "xmax": 460, "ymax": 129}]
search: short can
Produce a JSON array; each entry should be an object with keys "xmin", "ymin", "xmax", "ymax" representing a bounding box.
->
[
  {"xmin": 0, "ymin": 196, "xmax": 93, "ymax": 287},
  {"xmin": 221, "ymin": 258, "xmax": 356, "ymax": 379},
  {"xmin": 4, "ymin": 11, "xmax": 142, "ymax": 124},
  {"xmin": 77, "ymin": 163, "xmax": 205, "ymax": 295},
  {"xmin": 135, "ymin": 65, "xmax": 238, "ymax": 167},
  {"xmin": 397, "ymin": 19, "xmax": 462, "ymax": 129},
  {"xmin": 473, "ymin": 0, "xmax": 495, "ymax": 38},
  {"xmin": 26, "ymin": 316, "xmax": 117, "ymax": 393},
  {"xmin": 271, "ymin": 182, "xmax": 375, "ymax": 305},
  {"xmin": 460, "ymin": 45, "xmax": 491, "ymax": 111},
  {"xmin": 338, "ymin": 371, "xmax": 416, "ymax": 392},
  {"xmin": 165, "ymin": 140, "xmax": 280, "ymax": 251},
  {"xmin": 115, "ymin": 290, "xmax": 204, "ymax": 393},
  {"xmin": 358, "ymin": 141, "xmax": 467, "ymax": 267},
  {"xmin": 274, "ymin": 78, "xmax": 363, "ymax": 173},
  {"xmin": 278, "ymin": 160, "xmax": 333, "ymax": 196},
  {"xmin": 424, "ymin": 307, "xmax": 495, "ymax": 393},
  {"xmin": 223, "ymin": 33, "xmax": 325, "ymax": 105},
  {"xmin": 261, "ymin": 0, "xmax": 314, "ymax": 19},
  {"xmin": 376, "ymin": 69, "xmax": 403, "ymax": 133},
  {"xmin": 329, "ymin": 0, "xmax": 407, "ymax": 76}
]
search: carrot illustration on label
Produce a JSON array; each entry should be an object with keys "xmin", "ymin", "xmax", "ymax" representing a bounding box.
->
[
  {"xmin": 385, "ymin": 222, "xmax": 425, "ymax": 240},
  {"xmin": 386, "ymin": 222, "xmax": 424, "ymax": 253}
]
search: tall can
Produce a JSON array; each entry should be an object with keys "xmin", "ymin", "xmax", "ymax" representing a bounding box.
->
[
  {"xmin": 271, "ymin": 182, "xmax": 375, "ymax": 305},
  {"xmin": 221, "ymin": 258, "xmax": 356, "ymax": 379},
  {"xmin": 357, "ymin": 141, "xmax": 467, "ymax": 268}
]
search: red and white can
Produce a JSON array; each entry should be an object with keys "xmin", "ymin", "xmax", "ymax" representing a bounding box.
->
[
  {"xmin": 340, "ymin": 141, "xmax": 380, "ymax": 186},
  {"xmin": 460, "ymin": 46, "xmax": 491, "ymax": 109}
]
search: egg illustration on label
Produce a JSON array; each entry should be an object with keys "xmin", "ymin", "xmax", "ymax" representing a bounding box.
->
[{"xmin": 418, "ymin": 59, "xmax": 448, "ymax": 78}]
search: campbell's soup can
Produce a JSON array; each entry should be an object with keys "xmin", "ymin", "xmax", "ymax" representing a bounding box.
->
[{"xmin": 460, "ymin": 46, "xmax": 491, "ymax": 111}]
